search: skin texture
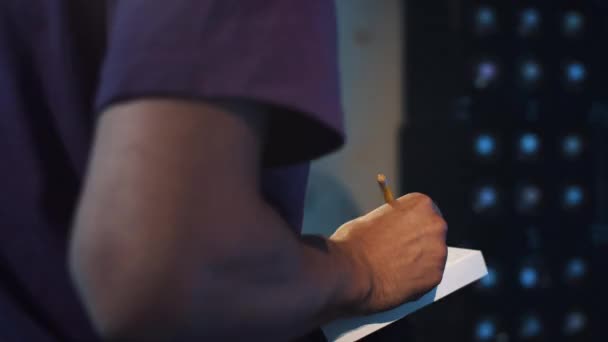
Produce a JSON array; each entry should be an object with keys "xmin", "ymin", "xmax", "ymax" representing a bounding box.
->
[
  {"xmin": 330, "ymin": 193, "xmax": 448, "ymax": 315},
  {"xmin": 69, "ymin": 98, "xmax": 447, "ymax": 341}
]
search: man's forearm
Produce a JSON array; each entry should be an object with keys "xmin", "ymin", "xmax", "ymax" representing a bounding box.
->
[
  {"xmin": 70, "ymin": 200, "xmax": 366, "ymax": 341},
  {"xmin": 179, "ymin": 232, "xmax": 361, "ymax": 340},
  {"xmin": 181, "ymin": 232, "xmax": 362, "ymax": 341}
]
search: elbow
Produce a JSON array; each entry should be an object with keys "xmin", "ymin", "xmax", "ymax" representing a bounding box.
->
[
  {"xmin": 68, "ymin": 234, "xmax": 136, "ymax": 340},
  {"xmin": 68, "ymin": 229, "xmax": 185, "ymax": 341},
  {"xmin": 68, "ymin": 237, "xmax": 241, "ymax": 341}
]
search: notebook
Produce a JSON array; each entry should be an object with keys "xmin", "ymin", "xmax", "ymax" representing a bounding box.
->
[{"xmin": 322, "ymin": 247, "xmax": 488, "ymax": 342}]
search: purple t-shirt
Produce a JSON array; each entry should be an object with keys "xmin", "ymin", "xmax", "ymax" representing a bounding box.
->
[{"xmin": 0, "ymin": 1, "xmax": 343, "ymax": 340}]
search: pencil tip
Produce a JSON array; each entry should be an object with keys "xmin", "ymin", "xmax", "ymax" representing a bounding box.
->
[{"xmin": 377, "ymin": 173, "xmax": 387, "ymax": 184}]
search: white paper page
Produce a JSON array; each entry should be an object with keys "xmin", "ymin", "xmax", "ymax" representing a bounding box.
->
[{"xmin": 322, "ymin": 247, "xmax": 487, "ymax": 342}]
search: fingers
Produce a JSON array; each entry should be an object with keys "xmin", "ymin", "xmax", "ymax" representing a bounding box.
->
[{"xmin": 398, "ymin": 193, "xmax": 447, "ymax": 229}]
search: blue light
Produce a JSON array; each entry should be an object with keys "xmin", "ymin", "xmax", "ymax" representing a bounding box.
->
[
  {"xmin": 523, "ymin": 187, "xmax": 540, "ymax": 203},
  {"xmin": 476, "ymin": 7, "xmax": 496, "ymax": 29},
  {"xmin": 521, "ymin": 61, "xmax": 541, "ymax": 83},
  {"xmin": 563, "ymin": 11, "xmax": 584, "ymax": 36},
  {"xmin": 522, "ymin": 9, "xmax": 540, "ymax": 26},
  {"xmin": 475, "ymin": 319, "xmax": 496, "ymax": 341},
  {"xmin": 566, "ymin": 62, "xmax": 586, "ymax": 84},
  {"xmin": 563, "ymin": 186, "xmax": 584, "ymax": 208},
  {"xmin": 475, "ymin": 134, "xmax": 496, "ymax": 157},
  {"xmin": 519, "ymin": 266, "xmax": 538, "ymax": 289},
  {"xmin": 520, "ymin": 314, "xmax": 542, "ymax": 339},
  {"xmin": 479, "ymin": 267, "xmax": 497, "ymax": 289},
  {"xmin": 563, "ymin": 311, "xmax": 586, "ymax": 335},
  {"xmin": 520, "ymin": 8, "xmax": 540, "ymax": 34},
  {"xmin": 563, "ymin": 135, "xmax": 583, "ymax": 157},
  {"xmin": 520, "ymin": 185, "xmax": 541, "ymax": 209},
  {"xmin": 519, "ymin": 133, "xmax": 540, "ymax": 156},
  {"xmin": 565, "ymin": 257, "xmax": 587, "ymax": 280},
  {"xmin": 479, "ymin": 63, "xmax": 496, "ymax": 78},
  {"xmin": 474, "ymin": 186, "xmax": 497, "ymax": 212},
  {"xmin": 475, "ymin": 61, "xmax": 498, "ymax": 89}
]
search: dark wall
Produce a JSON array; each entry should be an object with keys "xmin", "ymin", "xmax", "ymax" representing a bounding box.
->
[{"xmin": 369, "ymin": 1, "xmax": 608, "ymax": 341}]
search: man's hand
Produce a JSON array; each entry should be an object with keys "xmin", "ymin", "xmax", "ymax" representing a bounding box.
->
[{"xmin": 330, "ymin": 193, "xmax": 448, "ymax": 315}]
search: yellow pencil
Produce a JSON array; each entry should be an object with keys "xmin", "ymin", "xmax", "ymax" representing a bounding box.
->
[{"xmin": 376, "ymin": 173, "xmax": 394, "ymax": 203}]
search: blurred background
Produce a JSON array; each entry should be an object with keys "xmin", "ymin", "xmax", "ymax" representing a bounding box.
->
[{"xmin": 303, "ymin": 1, "xmax": 608, "ymax": 341}]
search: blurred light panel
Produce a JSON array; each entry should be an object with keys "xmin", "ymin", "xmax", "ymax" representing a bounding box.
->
[
  {"xmin": 475, "ymin": 318, "xmax": 497, "ymax": 341},
  {"xmin": 474, "ymin": 134, "xmax": 496, "ymax": 157},
  {"xmin": 520, "ymin": 314, "xmax": 542, "ymax": 339},
  {"xmin": 474, "ymin": 60, "xmax": 498, "ymax": 89},
  {"xmin": 517, "ymin": 185, "xmax": 542, "ymax": 212},
  {"xmin": 565, "ymin": 61, "xmax": 586, "ymax": 85},
  {"xmin": 518, "ymin": 133, "xmax": 540, "ymax": 157},
  {"xmin": 563, "ymin": 185, "xmax": 584, "ymax": 209},
  {"xmin": 479, "ymin": 266, "xmax": 498, "ymax": 289},
  {"xmin": 520, "ymin": 60, "xmax": 542, "ymax": 86},
  {"xmin": 562, "ymin": 11, "xmax": 584, "ymax": 37},
  {"xmin": 519, "ymin": 8, "xmax": 541, "ymax": 36},
  {"xmin": 562, "ymin": 134, "xmax": 584, "ymax": 158},
  {"xmin": 474, "ymin": 186, "xmax": 498, "ymax": 213},
  {"xmin": 564, "ymin": 257, "xmax": 587, "ymax": 281},
  {"xmin": 475, "ymin": 6, "xmax": 496, "ymax": 34},
  {"xmin": 519, "ymin": 266, "xmax": 539, "ymax": 289},
  {"xmin": 563, "ymin": 311, "xmax": 587, "ymax": 336}
]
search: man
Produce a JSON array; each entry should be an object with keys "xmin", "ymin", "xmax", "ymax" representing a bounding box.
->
[{"xmin": 0, "ymin": 0, "xmax": 447, "ymax": 340}]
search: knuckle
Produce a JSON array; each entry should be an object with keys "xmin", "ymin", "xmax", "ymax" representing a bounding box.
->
[
  {"xmin": 410, "ymin": 192, "xmax": 433, "ymax": 206},
  {"xmin": 437, "ymin": 244, "xmax": 448, "ymax": 259},
  {"xmin": 433, "ymin": 215, "xmax": 447, "ymax": 227},
  {"xmin": 440, "ymin": 223, "xmax": 448, "ymax": 237},
  {"xmin": 430, "ymin": 271, "xmax": 443, "ymax": 287},
  {"xmin": 430, "ymin": 216, "xmax": 448, "ymax": 234},
  {"xmin": 430, "ymin": 244, "xmax": 447, "ymax": 264},
  {"xmin": 438, "ymin": 249, "xmax": 448, "ymax": 266}
]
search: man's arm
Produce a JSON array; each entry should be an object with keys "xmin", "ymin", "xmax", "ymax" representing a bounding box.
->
[
  {"xmin": 69, "ymin": 99, "xmax": 364, "ymax": 341},
  {"xmin": 69, "ymin": 98, "xmax": 448, "ymax": 341}
]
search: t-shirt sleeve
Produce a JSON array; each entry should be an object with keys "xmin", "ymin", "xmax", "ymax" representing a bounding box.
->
[{"xmin": 96, "ymin": 0, "xmax": 344, "ymax": 166}]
